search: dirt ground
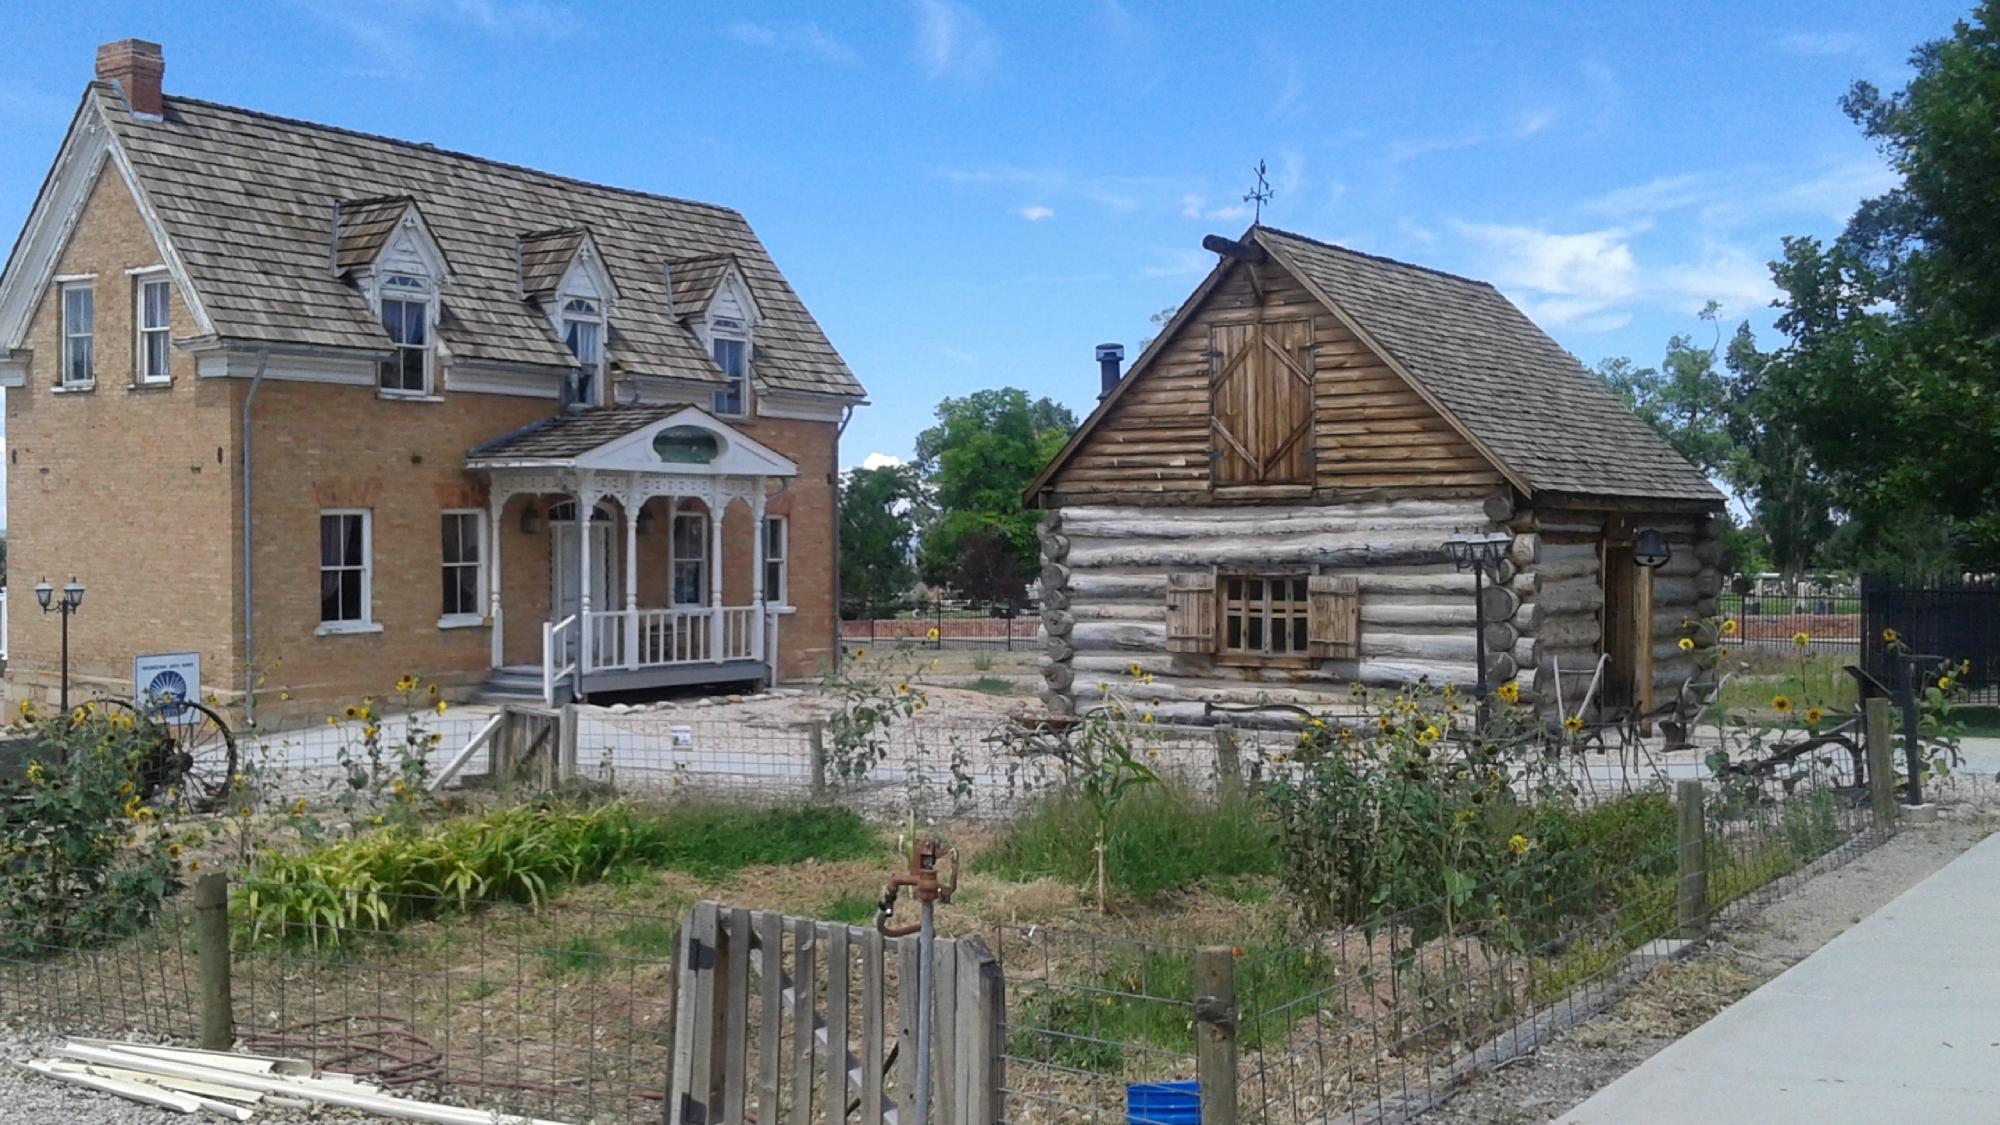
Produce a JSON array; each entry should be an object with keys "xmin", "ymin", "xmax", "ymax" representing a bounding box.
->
[{"xmin": 1426, "ymin": 798, "xmax": 2000, "ymax": 1124}]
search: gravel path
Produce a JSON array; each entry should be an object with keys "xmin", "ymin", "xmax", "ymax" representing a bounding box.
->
[{"xmin": 1427, "ymin": 799, "xmax": 2000, "ymax": 1123}]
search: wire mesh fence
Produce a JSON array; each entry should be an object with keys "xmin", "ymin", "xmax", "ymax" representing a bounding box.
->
[{"xmin": 0, "ymin": 893, "xmax": 202, "ymax": 1043}]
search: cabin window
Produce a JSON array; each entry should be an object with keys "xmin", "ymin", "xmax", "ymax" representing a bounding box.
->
[
  {"xmin": 1221, "ymin": 573, "xmax": 1312, "ymax": 657},
  {"xmin": 378, "ymin": 274, "xmax": 433, "ymax": 395},
  {"xmin": 711, "ymin": 316, "xmax": 749, "ymax": 416},
  {"xmin": 561, "ymin": 297, "xmax": 603, "ymax": 406}
]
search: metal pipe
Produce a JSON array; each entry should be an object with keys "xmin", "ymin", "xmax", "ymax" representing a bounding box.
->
[
  {"xmin": 914, "ymin": 894, "xmax": 934, "ymax": 1125},
  {"xmin": 240, "ymin": 348, "xmax": 268, "ymax": 727}
]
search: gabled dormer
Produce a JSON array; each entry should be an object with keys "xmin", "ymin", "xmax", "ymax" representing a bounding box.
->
[
  {"xmin": 333, "ymin": 196, "xmax": 451, "ymax": 397},
  {"xmin": 670, "ymin": 253, "xmax": 761, "ymax": 418},
  {"xmin": 519, "ymin": 227, "xmax": 619, "ymax": 408}
]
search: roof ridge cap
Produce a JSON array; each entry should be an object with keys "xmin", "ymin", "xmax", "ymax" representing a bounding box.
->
[{"xmin": 153, "ymin": 93, "xmax": 746, "ymax": 219}]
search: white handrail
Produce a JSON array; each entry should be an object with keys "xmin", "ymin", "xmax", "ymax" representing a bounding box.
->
[{"xmin": 543, "ymin": 613, "xmax": 579, "ymax": 706}]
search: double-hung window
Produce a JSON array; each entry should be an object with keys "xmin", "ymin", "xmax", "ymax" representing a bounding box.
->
[
  {"xmin": 763, "ymin": 516, "xmax": 788, "ymax": 605},
  {"xmin": 135, "ymin": 275, "xmax": 171, "ymax": 384},
  {"xmin": 60, "ymin": 283, "xmax": 94, "ymax": 388},
  {"xmin": 561, "ymin": 297, "xmax": 603, "ymax": 406},
  {"xmin": 319, "ymin": 510, "xmax": 373, "ymax": 631},
  {"xmin": 711, "ymin": 317, "xmax": 748, "ymax": 416},
  {"xmin": 440, "ymin": 510, "xmax": 485, "ymax": 625},
  {"xmin": 1220, "ymin": 574, "xmax": 1311, "ymax": 658},
  {"xmin": 670, "ymin": 505, "xmax": 708, "ymax": 606},
  {"xmin": 378, "ymin": 274, "xmax": 432, "ymax": 394}
]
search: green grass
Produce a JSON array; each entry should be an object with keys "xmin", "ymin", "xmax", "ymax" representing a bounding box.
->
[
  {"xmin": 543, "ymin": 935, "xmax": 607, "ymax": 976},
  {"xmin": 821, "ymin": 895, "xmax": 880, "ymax": 926},
  {"xmin": 965, "ymin": 676, "xmax": 1020, "ymax": 695},
  {"xmin": 1714, "ymin": 655, "xmax": 1858, "ymax": 718},
  {"xmin": 979, "ymin": 784, "xmax": 1280, "ymax": 901}
]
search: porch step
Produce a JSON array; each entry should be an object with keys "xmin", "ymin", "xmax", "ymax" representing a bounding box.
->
[{"xmin": 481, "ymin": 665, "xmax": 562, "ymax": 705}]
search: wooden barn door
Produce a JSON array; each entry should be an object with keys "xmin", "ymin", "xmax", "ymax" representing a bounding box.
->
[{"xmin": 1211, "ymin": 318, "xmax": 1314, "ymax": 488}]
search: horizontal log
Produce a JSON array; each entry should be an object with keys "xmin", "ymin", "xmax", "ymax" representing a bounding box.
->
[
  {"xmin": 1531, "ymin": 577, "xmax": 1606, "ymax": 615},
  {"xmin": 1361, "ymin": 602, "xmax": 1479, "ymax": 627},
  {"xmin": 1040, "ymin": 661, "xmax": 1074, "ymax": 692},
  {"xmin": 1043, "ymin": 636, "xmax": 1075, "ymax": 664},
  {"xmin": 1483, "ymin": 492, "xmax": 1515, "ymax": 522},
  {"xmin": 1040, "ymin": 585, "xmax": 1071, "ymax": 612},
  {"xmin": 1038, "ymin": 532, "xmax": 1071, "ymax": 562},
  {"xmin": 1530, "ymin": 553, "xmax": 1600, "ymax": 583},
  {"xmin": 1037, "ymin": 688, "xmax": 1075, "ymax": 715},
  {"xmin": 1510, "ymin": 533, "xmax": 1539, "ymax": 567},
  {"xmin": 1693, "ymin": 537, "xmax": 1721, "ymax": 567},
  {"xmin": 1695, "ymin": 567, "xmax": 1723, "ymax": 597},
  {"xmin": 1534, "ymin": 614, "xmax": 1602, "ymax": 648},
  {"xmin": 1484, "ymin": 622, "xmax": 1518, "ymax": 653},
  {"xmin": 1480, "ymin": 585, "xmax": 1521, "ymax": 622},
  {"xmin": 1040, "ymin": 562, "xmax": 1072, "ymax": 592},
  {"xmin": 1487, "ymin": 652, "xmax": 1518, "ymax": 684},
  {"xmin": 1065, "ymin": 512, "xmax": 1483, "ymax": 542},
  {"xmin": 1042, "ymin": 610, "xmax": 1076, "ymax": 637},
  {"xmin": 1067, "ymin": 536, "xmax": 1453, "ymax": 570},
  {"xmin": 1067, "ymin": 569, "xmax": 1477, "ymax": 602},
  {"xmin": 1059, "ymin": 500, "xmax": 1489, "ymax": 528},
  {"xmin": 1071, "ymin": 621, "xmax": 1161, "ymax": 652},
  {"xmin": 1068, "ymin": 604, "xmax": 1158, "ymax": 623}
]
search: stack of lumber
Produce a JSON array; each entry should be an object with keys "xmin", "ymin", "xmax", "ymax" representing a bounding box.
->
[{"xmin": 16, "ymin": 1038, "xmax": 571, "ymax": 1123}]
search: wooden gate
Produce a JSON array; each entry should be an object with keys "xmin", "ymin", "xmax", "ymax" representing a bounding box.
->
[{"xmin": 669, "ymin": 901, "xmax": 1003, "ymax": 1125}]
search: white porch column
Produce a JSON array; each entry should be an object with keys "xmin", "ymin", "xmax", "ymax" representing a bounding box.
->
[
  {"xmin": 749, "ymin": 479, "xmax": 767, "ymax": 666},
  {"xmin": 576, "ymin": 489, "xmax": 592, "ymax": 675},
  {"xmin": 487, "ymin": 489, "xmax": 506, "ymax": 670},
  {"xmin": 708, "ymin": 493, "xmax": 725, "ymax": 661},
  {"xmin": 624, "ymin": 498, "xmax": 640, "ymax": 671}
]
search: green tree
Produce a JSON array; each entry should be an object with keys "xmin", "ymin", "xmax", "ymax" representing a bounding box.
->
[
  {"xmin": 1592, "ymin": 302, "xmax": 1740, "ymax": 477},
  {"xmin": 838, "ymin": 464, "xmax": 923, "ymax": 618},
  {"xmin": 1759, "ymin": 3, "xmax": 2000, "ymax": 570},
  {"xmin": 913, "ymin": 388, "xmax": 1075, "ymax": 588}
]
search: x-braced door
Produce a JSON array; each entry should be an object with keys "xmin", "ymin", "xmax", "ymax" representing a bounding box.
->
[{"xmin": 1211, "ymin": 317, "xmax": 1315, "ymax": 487}]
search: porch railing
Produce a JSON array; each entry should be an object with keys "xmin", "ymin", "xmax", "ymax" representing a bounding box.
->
[
  {"xmin": 543, "ymin": 613, "xmax": 580, "ymax": 706},
  {"xmin": 578, "ymin": 606, "xmax": 765, "ymax": 675}
]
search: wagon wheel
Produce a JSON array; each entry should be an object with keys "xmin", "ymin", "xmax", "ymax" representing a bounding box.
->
[{"xmin": 99, "ymin": 698, "xmax": 239, "ymax": 812}]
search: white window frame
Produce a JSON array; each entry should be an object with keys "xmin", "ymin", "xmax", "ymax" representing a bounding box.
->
[
  {"xmin": 710, "ymin": 316, "xmax": 749, "ymax": 417},
  {"xmin": 669, "ymin": 502, "xmax": 709, "ymax": 607},
  {"xmin": 317, "ymin": 509, "xmax": 380, "ymax": 635},
  {"xmin": 59, "ymin": 280, "xmax": 94, "ymax": 390},
  {"xmin": 439, "ymin": 508, "xmax": 487, "ymax": 629},
  {"xmin": 377, "ymin": 273, "xmax": 435, "ymax": 397},
  {"xmin": 763, "ymin": 515, "xmax": 789, "ymax": 606},
  {"xmin": 134, "ymin": 272, "xmax": 171, "ymax": 385},
  {"xmin": 561, "ymin": 296, "xmax": 605, "ymax": 407}
]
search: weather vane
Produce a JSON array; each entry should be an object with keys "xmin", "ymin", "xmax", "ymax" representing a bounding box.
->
[{"xmin": 1244, "ymin": 159, "xmax": 1273, "ymax": 225}]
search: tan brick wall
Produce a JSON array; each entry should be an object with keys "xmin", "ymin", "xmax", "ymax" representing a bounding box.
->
[
  {"xmin": 5, "ymin": 168, "xmax": 845, "ymax": 717},
  {"xmin": 5, "ymin": 167, "xmax": 240, "ymax": 708}
]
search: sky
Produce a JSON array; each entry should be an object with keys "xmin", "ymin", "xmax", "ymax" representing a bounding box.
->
[{"xmin": 0, "ymin": 1, "xmax": 1970, "ymax": 487}]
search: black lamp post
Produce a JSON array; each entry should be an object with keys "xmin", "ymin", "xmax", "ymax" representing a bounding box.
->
[
  {"xmin": 1445, "ymin": 531, "xmax": 1513, "ymax": 725},
  {"xmin": 35, "ymin": 576, "xmax": 85, "ymax": 715}
]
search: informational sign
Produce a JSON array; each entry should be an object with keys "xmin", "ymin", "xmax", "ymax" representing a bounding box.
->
[{"xmin": 134, "ymin": 652, "xmax": 201, "ymax": 718}]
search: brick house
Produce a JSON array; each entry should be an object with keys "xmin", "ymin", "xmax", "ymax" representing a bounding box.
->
[{"xmin": 0, "ymin": 41, "xmax": 865, "ymax": 719}]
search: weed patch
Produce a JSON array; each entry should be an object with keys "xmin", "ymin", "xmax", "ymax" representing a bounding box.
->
[{"xmin": 980, "ymin": 785, "xmax": 1278, "ymax": 901}]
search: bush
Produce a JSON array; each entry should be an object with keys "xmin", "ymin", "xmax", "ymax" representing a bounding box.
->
[
  {"xmin": 980, "ymin": 784, "xmax": 1278, "ymax": 901},
  {"xmin": 0, "ymin": 706, "xmax": 185, "ymax": 957},
  {"xmin": 240, "ymin": 802, "xmax": 876, "ymax": 946}
]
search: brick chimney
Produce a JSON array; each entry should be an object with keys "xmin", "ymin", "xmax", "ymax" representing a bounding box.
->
[{"xmin": 96, "ymin": 39, "xmax": 164, "ymax": 118}]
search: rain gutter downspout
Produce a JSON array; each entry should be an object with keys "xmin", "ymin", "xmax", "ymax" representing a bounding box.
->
[
  {"xmin": 832, "ymin": 403, "xmax": 856, "ymax": 672},
  {"xmin": 240, "ymin": 349, "xmax": 269, "ymax": 727}
]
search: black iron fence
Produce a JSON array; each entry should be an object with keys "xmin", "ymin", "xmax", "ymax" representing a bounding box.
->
[
  {"xmin": 1862, "ymin": 575, "xmax": 2000, "ymax": 704},
  {"xmin": 1717, "ymin": 587, "xmax": 1862, "ymax": 655}
]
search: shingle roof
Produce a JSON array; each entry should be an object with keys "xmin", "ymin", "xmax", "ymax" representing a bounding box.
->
[
  {"xmin": 98, "ymin": 84, "xmax": 862, "ymax": 398},
  {"xmin": 517, "ymin": 227, "xmax": 585, "ymax": 301},
  {"xmin": 669, "ymin": 254, "xmax": 735, "ymax": 318},
  {"xmin": 332, "ymin": 196, "xmax": 412, "ymax": 271},
  {"xmin": 468, "ymin": 405, "xmax": 686, "ymax": 462},
  {"xmin": 1255, "ymin": 227, "xmax": 1722, "ymax": 504}
]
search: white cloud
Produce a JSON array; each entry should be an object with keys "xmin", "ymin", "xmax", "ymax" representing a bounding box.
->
[
  {"xmin": 1779, "ymin": 30, "xmax": 1869, "ymax": 57},
  {"xmin": 1452, "ymin": 221, "xmax": 1778, "ymax": 332},
  {"xmin": 1582, "ymin": 173, "xmax": 1708, "ymax": 219},
  {"xmin": 1015, "ymin": 205, "xmax": 1055, "ymax": 222},
  {"xmin": 914, "ymin": 0, "xmax": 999, "ymax": 83},
  {"xmin": 1454, "ymin": 222, "xmax": 1639, "ymax": 305},
  {"xmin": 861, "ymin": 452, "xmax": 905, "ymax": 470},
  {"xmin": 448, "ymin": 0, "xmax": 577, "ymax": 38},
  {"xmin": 725, "ymin": 20, "xmax": 858, "ymax": 64},
  {"xmin": 1141, "ymin": 247, "xmax": 1215, "ymax": 281},
  {"xmin": 1207, "ymin": 203, "xmax": 1252, "ymax": 223},
  {"xmin": 1180, "ymin": 193, "xmax": 1206, "ymax": 219},
  {"xmin": 941, "ymin": 347, "xmax": 977, "ymax": 365}
]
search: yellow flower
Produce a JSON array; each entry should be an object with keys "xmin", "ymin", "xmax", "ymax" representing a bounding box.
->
[
  {"xmin": 1456, "ymin": 809, "xmax": 1476, "ymax": 823},
  {"xmin": 166, "ymin": 843, "xmax": 182, "ymax": 860},
  {"xmin": 1419, "ymin": 725, "xmax": 1441, "ymax": 743},
  {"xmin": 1128, "ymin": 662, "xmax": 1143, "ymax": 678},
  {"xmin": 854, "ymin": 648, "xmax": 866, "ymax": 659},
  {"xmin": 17, "ymin": 700, "xmax": 35, "ymax": 722},
  {"xmin": 370, "ymin": 815, "xmax": 385, "ymax": 826},
  {"xmin": 1377, "ymin": 716, "xmax": 1394, "ymax": 733},
  {"xmin": 926, "ymin": 627, "xmax": 941, "ymax": 642},
  {"xmin": 1882, "ymin": 627, "xmax": 1899, "ymax": 644},
  {"xmin": 362, "ymin": 724, "xmax": 381, "ymax": 739},
  {"xmin": 1496, "ymin": 681, "xmax": 1520, "ymax": 705},
  {"xmin": 896, "ymin": 682, "xmax": 910, "ymax": 694},
  {"xmin": 279, "ymin": 691, "xmax": 291, "ymax": 701},
  {"xmin": 1771, "ymin": 695, "xmax": 1793, "ymax": 715},
  {"xmin": 1804, "ymin": 707, "xmax": 1825, "ymax": 726},
  {"xmin": 24, "ymin": 762, "xmax": 44, "ymax": 785},
  {"xmin": 1678, "ymin": 637, "xmax": 1695, "ymax": 652},
  {"xmin": 187, "ymin": 859, "xmax": 201, "ymax": 872},
  {"xmin": 326, "ymin": 715, "xmax": 338, "ymax": 726},
  {"xmin": 291, "ymin": 798, "xmax": 308, "ymax": 815},
  {"xmin": 1508, "ymin": 834, "xmax": 1530, "ymax": 855},
  {"xmin": 1563, "ymin": 716, "xmax": 1584, "ymax": 734},
  {"xmin": 395, "ymin": 675, "xmax": 418, "ymax": 692},
  {"xmin": 427, "ymin": 683, "xmax": 440, "ymax": 700},
  {"xmin": 392, "ymin": 779, "xmax": 407, "ymax": 796},
  {"xmin": 1938, "ymin": 676, "xmax": 1954, "ymax": 692},
  {"xmin": 1140, "ymin": 713, "xmax": 1154, "ymax": 724},
  {"xmin": 1792, "ymin": 632, "xmax": 1811, "ymax": 649},
  {"xmin": 1721, "ymin": 618, "xmax": 1739, "ymax": 636},
  {"xmin": 436, "ymin": 700, "xmax": 448, "ymax": 716},
  {"xmin": 343, "ymin": 705, "xmax": 361, "ymax": 720}
]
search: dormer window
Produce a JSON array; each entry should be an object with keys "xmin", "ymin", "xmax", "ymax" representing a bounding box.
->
[
  {"xmin": 711, "ymin": 315, "xmax": 748, "ymax": 416},
  {"xmin": 378, "ymin": 273, "xmax": 433, "ymax": 394},
  {"xmin": 562, "ymin": 296, "xmax": 604, "ymax": 406}
]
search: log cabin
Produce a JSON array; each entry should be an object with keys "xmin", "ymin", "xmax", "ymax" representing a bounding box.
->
[{"xmin": 1024, "ymin": 226, "xmax": 1727, "ymax": 723}]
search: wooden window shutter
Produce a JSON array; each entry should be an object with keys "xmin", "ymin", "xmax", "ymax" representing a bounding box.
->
[
  {"xmin": 1308, "ymin": 575, "xmax": 1360, "ymax": 658},
  {"xmin": 1164, "ymin": 572, "xmax": 1217, "ymax": 653}
]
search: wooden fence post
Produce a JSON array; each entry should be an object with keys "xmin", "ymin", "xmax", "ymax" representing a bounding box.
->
[
  {"xmin": 557, "ymin": 702, "xmax": 579, "ymax": 786},
  {"xmin": 1675, "ymin": 779, "xmax": 1709, "ymax": 938},
  {"xmin": 1194, "ymin": 945, "xmax": 1239, "ymax": 1125},
  {"xmin": 1864, "ymin": 697, "xmax": 1899, "ymax": 830},
  {"xmin": 808, "ymin": 721, "xmax": 828, "ymax": 801},
  {"xmin": 194, "ymin": 872, "xmax": 232, "ymax": 1051},
  {"xmin": 1213, "ymin": 725, "xmax": 1242, "ymax": 801},
  {"xmin": 956, "ymin": 935, "xmax": 1004, "ymax": 1125}
]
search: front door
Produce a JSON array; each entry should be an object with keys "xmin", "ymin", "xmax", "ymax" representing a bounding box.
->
[{"xmin": 551, "ymin": 508, "xmax": 616, "ymax": 663}]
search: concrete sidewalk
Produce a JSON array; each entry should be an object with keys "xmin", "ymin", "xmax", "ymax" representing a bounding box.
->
[{"xmin": 1563, "ymin": 830, "xmax": 2000, "ymax": 1123}]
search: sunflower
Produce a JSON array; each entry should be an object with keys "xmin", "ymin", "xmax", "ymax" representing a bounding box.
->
[
  {"xmin": 926, "ymin": 627, "xmax": 941, "ymax": 643},
  {"xmin": 1508, "ymin": 834, "xmax": 1531, "ymax": 855},
  {"xmin": 1721, "ymin": 618, "xmax": 1739, "ymax": 636},
  {"xmin": 1792, "ymin": 632, "xmax": 1811, "ymax": 649},
  {"xmin": 343, "ymin": 705, "xmax": 362, "ymax": 720},
  {"xmin": 435, "ymin": 700, "xmax": 448, "ymax": 716},
  {"xmin": 1563, "ymin": 715, "xmax": 1584, "ymax": 733},
  {"xmin": 1678, "ymin": 637, "xmax": 1696, "ymax": 652},
  {"xmin": 395, "ymin": 674, "xmax": 419, "ymax": 692},
  {"xmin": 1938, "ymin": 676, "xmax": 1954, "ymax": 692},
  {"xmin": 1496, "ymin": 681, "xmax": 1521, "ymax": 705},
  {"xmin": 1771, "ymin": 695, "xmax": 1793, "ymax": 716},
  {"xmin": 1882, "ymin": 627, "xmax": 1899, "ymax": 645},
  {"xmin": 1804, "ymin": 706, "xmax": 1825, "ymax": 726}
]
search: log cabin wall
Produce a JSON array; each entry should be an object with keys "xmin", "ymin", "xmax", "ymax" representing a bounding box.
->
[{"xmin": 1044, "ymin": 262, "xmax": 1502, "ymax": 507}]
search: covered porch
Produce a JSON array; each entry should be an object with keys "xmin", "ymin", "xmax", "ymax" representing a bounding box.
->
[{"xmin": 469, "ymin": 407, "xmax": 797, "ymax": 705}]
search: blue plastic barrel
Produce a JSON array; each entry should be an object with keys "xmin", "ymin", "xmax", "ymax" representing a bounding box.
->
[{"xmin": 1127, "ymin": 1079, "xmax": 1201, "ymax": 1124}]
